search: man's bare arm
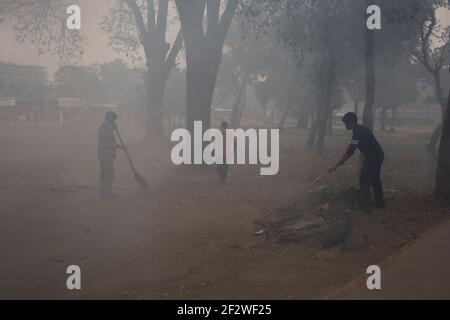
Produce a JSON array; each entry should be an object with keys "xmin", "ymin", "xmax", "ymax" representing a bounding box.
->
[{"xmin": 329, "ymin": 152, "xmax": 351, "ymax": 173}]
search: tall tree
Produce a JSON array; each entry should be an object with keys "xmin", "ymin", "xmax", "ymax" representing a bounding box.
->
[
  {"xmin": 175, "ymin": 0, "xmax": 238, "ymax": 133},
  {"xmin": 375, "ymin": 61, "xmax": 420, "ymax": 131},
  {"xmin": 434, "ymin": 1, "xmax": 450, "ymax": 200},
  {"xmin": 243, "ymin": 0, "xmax": 364, "ymax": 154},
  {"xmin": 102, "ymin": 0, "xmax": 183, "ymax": 139},
  {"xmin": 410, "ymin": 10, "xmax": 450, "ymax": 159},
  {"xmin": 435, "ymin": 83, "xmax": 450, "ymax": 201},
  {"xmin": 363, "ymin": 0, "xmax": 376, "ymax": 131}
]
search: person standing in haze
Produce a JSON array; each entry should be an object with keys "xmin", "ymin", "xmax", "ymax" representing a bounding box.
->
[{"xmin": 98, "ymin": 111, "xmax": 126, "ymax": 198}]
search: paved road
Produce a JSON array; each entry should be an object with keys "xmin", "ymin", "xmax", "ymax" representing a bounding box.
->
[{"xmin": 330, "ymin": 219, "xmax": 450, "ymax": 299}]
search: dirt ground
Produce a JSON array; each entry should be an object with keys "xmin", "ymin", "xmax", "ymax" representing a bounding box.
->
[{"xmin": 0, "ymin": 122, "xmax": 448, "ymax": 299}]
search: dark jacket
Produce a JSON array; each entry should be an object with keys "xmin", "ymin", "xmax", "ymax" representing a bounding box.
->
[{"xmin": 345, "ymin": 125, "xmax": 384, "ymax": 162}]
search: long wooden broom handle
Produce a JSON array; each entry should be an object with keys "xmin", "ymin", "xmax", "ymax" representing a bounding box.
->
[{"xmin": 114, "ymin": 128, "xmax": 136, "ymax": 171}]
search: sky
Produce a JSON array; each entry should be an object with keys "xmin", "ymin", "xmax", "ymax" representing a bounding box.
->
[
  {"xmin": 0, "ymin": 0, "xmax": 134, "ymax": 77},
  {"xmin": 0, "ymin": 2, "xmax": 449, "ymax": 80}
]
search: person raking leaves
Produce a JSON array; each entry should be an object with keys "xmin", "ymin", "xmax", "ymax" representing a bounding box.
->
[{"xmin": 329, "ymin": 112, "xmax": 386, "ymax": 212}]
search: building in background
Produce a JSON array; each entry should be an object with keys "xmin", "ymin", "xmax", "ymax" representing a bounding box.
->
[
  {"xmin": 0, "ymin": 63, "xmax": 124, "ymax": 124},
  {"xmin": 0, "ymin": 62, "xmax": 48, "ymax": 100},
  {"xmin": 0, "ymin": 62, "xmax": 54, "ymax": 121}
]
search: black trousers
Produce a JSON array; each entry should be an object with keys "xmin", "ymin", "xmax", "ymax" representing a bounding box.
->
[{"xmin": 359, "ymin": 156, "xmax": 384, "ymax": 208}]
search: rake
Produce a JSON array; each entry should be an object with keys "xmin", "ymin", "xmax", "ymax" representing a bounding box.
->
[{"xmin": 258, "ymin": 171, "xmax": 331, "ymax": 222}]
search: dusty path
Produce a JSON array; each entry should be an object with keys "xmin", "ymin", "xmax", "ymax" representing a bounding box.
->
[
  {"xmin": 0, "ymin": 123, "xmax": 447, "ymax": 299},
  {"xmin": 330, "ymin": 219, "xmax": 450, "ymax": 299}
]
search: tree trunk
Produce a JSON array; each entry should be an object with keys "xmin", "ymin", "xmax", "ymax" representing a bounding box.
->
[
  {"xmin": 390, "ymin": 107, "xmax": 397, "ymax": 132},
  {"xmin": 145, "ymin": 62, "xmax": 168, "ymax": 139},
  {"xmin": 433, "ymin": 71, "xmax": 445, "ymax": 114},
  {"xmin": 354, "ymin": 99, "xmax": 359, "ymax": 116},
  {"xmin": 230, "ymin": 73, "xmax": 249, "ymax": 128},
  {"xmin": 428, "ymin": 123, "xmax": 443, "ymax": 161},
  {"xmin": 380, "ymin": 106, "xmax": 387, "ymax": 131},
  {"xmin": 315, "ymin": 54, "xmax": 336, "ymax": 155},
  {"xmin": 315, "ymin": 97, "xmax": 332, "ymax": 156},
  {"xmin": 363, "ymin": 26, "xmax": 375, "ymax": 131},
  {"xmin": 278, "ymin": 94, "xmax": 294, "ymax": 131},
  {"xmin": 326, "ymin": 108, "xmax": 333, "ymax": 136},
  {"xmin": 124, "ymin": 1, "xmax": 183, "ymax": 141},
  {"xmin": 428, "ymin": 71, "xmax": 446, "ymax": 160},
  {"xmin": 435, "ymin": 88, "xmax": 450, "ymax": 201},
  {"xmin": 185, "ymin": 45, "xmax": 221, "ymax": 134},
  {"xmin": 306, "ymin": 110, "xmax": 319, "ymax": 149},
  {"xmin": 236, "ymin": 91, "xmax": 247, "ymax": 127},
  {"xmin": 296, "ymin": 108, "xmax": 309, "ymax": 129},
  {"xmin": 176, "ymin": 0, "xmax": 237, "ymax": 134}
]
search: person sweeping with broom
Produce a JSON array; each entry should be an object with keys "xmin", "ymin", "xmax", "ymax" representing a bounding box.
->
[
  {"xmin": 98, "ymin": 111, "xmax": 149, "ymax": 199},
  {"xmin": 97, "ymin": 111, "xmax": 127, "ymax": 199}
]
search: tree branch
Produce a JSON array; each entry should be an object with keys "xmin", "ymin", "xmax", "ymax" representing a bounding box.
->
[
  {"xmin": 125, "ymin": 0, "xmax": 148, "ymax": 44},
  {"xmin": 0, "ymin": 0, "xmax": 84, "ymax": 62},
  {"xmin": 156, "ymin": 0, "xmax": 169, "ymax": 38},
  {"xmin": 207, "ymin": 0, "xmax": 220, "ymax": 38},
  {"xmin": 175, "ymin": 0, "xmax": 207, "ymax": 39},
  {"xmin": 217, "ymin": 0, "xmax": 237, "ymax": 43},
  {"xmin": 165, "ymin": 29, "xmax": 183, "ymax": 71},
  {"xmin": 420, "ymin": 14, "xmax": 437, "ymax": 72},
  {"xmin": 146, "ymin": 0, "xmax": 156, "ymax": 31}
]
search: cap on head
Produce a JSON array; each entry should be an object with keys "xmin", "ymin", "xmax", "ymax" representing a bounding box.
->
[
  {"xmin": 105, "ymin": 111, "xmax": 117, "ymax": 123},
  {"xmin": 342, "ymin": 112, "xmax": 358, "ymax": 125}
]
